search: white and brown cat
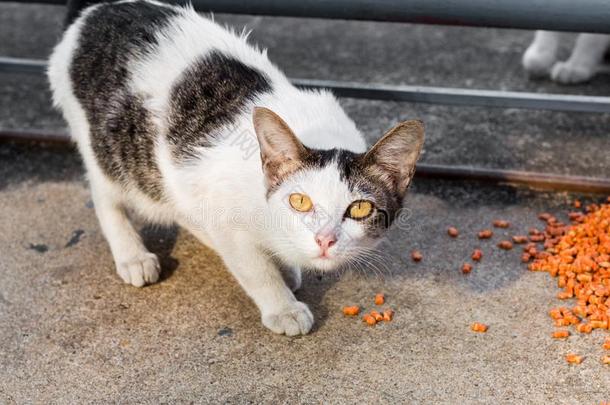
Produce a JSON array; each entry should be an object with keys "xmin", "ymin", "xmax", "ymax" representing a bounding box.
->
[{"xmin": 48, "ymin": 0, "xmax": 424, "ymax": 335}]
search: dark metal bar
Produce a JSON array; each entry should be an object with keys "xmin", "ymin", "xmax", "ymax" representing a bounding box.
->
[
  {"xmin": 2, "ymin": 57, "xmax": 610, "ymax": 113},
  {"xmin": 0, "ymin": 128, "xmax": 71, "ymax": 144},
  {"xmin": 415, "ymin": 164, "xmax": 610, "ymax": 194},
  {"xmin": 1, "ymin": 128, "xmax": 610, "ymax": 194},
  {"xmin": 3, "ymin": 0, "xmax": 610, "ymax": 33},
  {"xmin": 0, "ymin": 56, "xmax": 47, "ymax": 75},
  {"xmin": 294, "ymin": 79, "xmax": 610, "ymax": 113}
]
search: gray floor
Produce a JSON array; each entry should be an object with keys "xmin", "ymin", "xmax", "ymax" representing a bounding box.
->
[{"xmin": 1, "ymin": 3, "xmax": 609, "ymax": 404}]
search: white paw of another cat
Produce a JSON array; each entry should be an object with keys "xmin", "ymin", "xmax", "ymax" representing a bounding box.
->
[
  {"xmin": 116, "ymin": 252, "xmax": 160, "ymax": 287},
  {"xmin": 551, "ymin": 61, "xmax": 595, "ymax": 84},
  {"xmin": 262, "ymin": 301, "xmax": 314, "ymax": 336},
  {"xmin": 522, "ymin": 47, "xmax": 557, "ymax": 76}
]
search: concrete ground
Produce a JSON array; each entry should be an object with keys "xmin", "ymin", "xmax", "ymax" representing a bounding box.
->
[{"xmin": 1, "ymin": 3, "xmax": 609, "ymax": 404}]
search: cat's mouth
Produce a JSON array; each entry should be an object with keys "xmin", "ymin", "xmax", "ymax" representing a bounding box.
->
[{"xmin": 309, "ymin": 255, "xmax": 341, "ymax": 271}]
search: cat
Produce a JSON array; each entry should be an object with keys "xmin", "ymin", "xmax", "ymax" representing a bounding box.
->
[
  {"xmin": 47, "ymin": 0, "xmax": 424, "ymax": 336},
  {"xmin": 522, "ymin": 31, "xmax": 610, "ymax": 84}
]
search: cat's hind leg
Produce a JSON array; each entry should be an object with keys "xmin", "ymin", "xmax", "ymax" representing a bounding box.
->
[
  {"xmin": 89, "ymin": 174, "xmax": 160, "ymax": 287},
  {"xmin": 522, "ymin": 31, "xmax": 560, "ymax": 77},
  {"xmin": 551, "ymin": 33, "xmax": 610, "ymax": 84}
]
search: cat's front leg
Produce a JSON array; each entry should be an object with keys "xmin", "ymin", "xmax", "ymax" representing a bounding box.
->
[
  {"xmin": 211, "ymin": 232, "xmax": 313, "ymax": 336},
  {"xmin": 90, "ymin": 177, "xmax": 160, "ymax": 287},
  {"xmin": 551, "ymin": 33, "xmax": 610, "ymax": 84},
  {"xmin": 522, "ymin": 31, "xmax": 560, "ymax": 77},
  {"xmin": 280, "ymin": 265, "xmax": 302, "ymax": 292}
]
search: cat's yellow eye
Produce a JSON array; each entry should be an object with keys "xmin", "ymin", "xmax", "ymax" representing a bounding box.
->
[
  {"xmin": 289, "ymin": 193, "xmax": 313, "ymax": 212},
  {"xmin": 347, "ymin": 200, "xmax": 374, "ymax": 220}
]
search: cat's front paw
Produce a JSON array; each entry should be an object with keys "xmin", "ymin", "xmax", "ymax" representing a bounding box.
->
[
  {"xmin": 116, "ymin": 252, "xmax": 160, "ymax": 287},
  {"xmin": 522, "ymin": 47, "xmax": 557, "ymax": 76},
  {"xmin": 551, "ymin": 61, "xmax": 595, "ymax": 84},
  {"xmin": 262, "ymin": 301, "xmax": 314, "ymax": 336}
]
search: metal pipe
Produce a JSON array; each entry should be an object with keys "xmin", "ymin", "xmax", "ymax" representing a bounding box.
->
[
  {"xmin": 4, "ymin": 0, "xmax": 610, "ymax": 33},
  {"xmin": 294, "ymin": 79, "xmax": 610, "ymax": 113},
  {"xmin": 0, "ymin": 128, "xmax": 72, "ymax": 144},
  {"xmin": 2, "ymin": 58, "xmax": 610, "ymax": 113},
  {"xmin": 2, "ymin": 128, "xmax": 610, "ymax": 194}
]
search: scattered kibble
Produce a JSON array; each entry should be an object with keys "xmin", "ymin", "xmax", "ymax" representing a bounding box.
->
[
  {"xmin": 363, "ymin": 314, "xmax": 376, "ymax": 326},
  {"xmin": 343, "ymin": 306, "xmax": 360, "ymax": 316},
  {"xmin": 471, "ymin": 249, "xmax": 483, "ymax": 261},
  {"xmin": 603, "ymin": 355, "xmax": 610, "ymax": 365},
  {"xmin": 478, "ymin": 229, "xmax": 493, "ymax": 239},
  {"xmin": 493, "ymin": 220, "xmax": 510, "ymax": 228},
  {"xmin": 498, "ymin": 240, "xmax": 513, "ymax": 250},
  {"xmin": 573, "ymin": 200, "xmax": 581, "ymax": 209},
  {"xmin": 565, "ymin": 353, "xmax": 583, "ymax": 364},
  {"xmin": 382, "ymin": 309, "xmax": 394, "ymax": 322},
  {"xmin": 512, "ymin": 235, "xmax": 528, "ymax": 244},
  {"xmin": 470, "ymin": 322, "xmax": 488, "ymax": 332},
  {"xmin": 538, "ymin": 213, "xmax": 552, "ymax": 221},
  {"xmin": 552, "ymin": 330, "xmax": 570, "ymax": 339},
  {"xmin": 374, "ymin": 293, "xmax": 385, "ymax": 306},
  {"xmin": 411, "ymin": 250, "xmax": 423, "ymax": 262},
  {"xmin": 523, "ymin": 200, "xmax": 610, "ymax": 363},
  {"xmin": 448, "ymin": 227, "xmax": 459, "ymax": 237},
  {"xmin": 461, "ymin": 263, "xmax": 473, "ymax": 274},
  {"xmin": 370, "ymin": 310, "xmax": 383, "ymax": 322},
  {"xmin": 575, "ymin": 323, "xmax": 592, "ymax": 334}
]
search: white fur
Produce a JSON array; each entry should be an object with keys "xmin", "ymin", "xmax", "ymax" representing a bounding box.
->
[
  {"xmin": 48, "ymin": 1, "xmax": 371, "ymax": 335},
  {"xmin": 523, "ymin": 30, "xmax": 610, "ymax": 84}
]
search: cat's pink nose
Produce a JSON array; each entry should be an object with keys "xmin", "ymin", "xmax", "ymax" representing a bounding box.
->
[{"xmin": 315, "ymin": 233, "xmax": 337, "ymax": 254}]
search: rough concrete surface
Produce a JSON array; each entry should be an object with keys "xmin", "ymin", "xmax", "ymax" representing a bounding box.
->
[{"xmin": 1, "ymin": 3, "xmax": 609, "ymax": 404}]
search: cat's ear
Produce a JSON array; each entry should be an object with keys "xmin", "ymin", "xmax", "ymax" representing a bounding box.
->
[
  {"xmin": 252, "ymin": 107, "xmax": 309, "ymax": 189},
  {"xmin": 362, "ymin": 120, "xmax": 425, "ymax": 197}
]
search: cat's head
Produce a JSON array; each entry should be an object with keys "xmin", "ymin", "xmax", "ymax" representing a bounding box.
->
[{"xmin": 253, "ymin": 107, "xmax": 424, "ymax": 272}]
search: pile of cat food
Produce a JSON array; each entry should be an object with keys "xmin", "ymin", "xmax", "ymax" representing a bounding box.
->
[
  {"xmin": 407, "ymin": 197, "xmax": 610, "ymax": 365},
  {"xmin": 526, "ymin": 199, "xmax": 610, "ymax": 365},
  {"xmin": 342, "ymin": 293, "xmax": 394, "ymax": 326}
]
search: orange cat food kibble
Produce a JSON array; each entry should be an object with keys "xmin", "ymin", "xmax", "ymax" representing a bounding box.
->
[
  {"xmin": 565, "ymin": 353, "xmax": 583, "ymax": 364},
  {"xmin": 370, "ymin": 310, "xmax": 383, "ymax": 322},
  {"xmin": 343, "ymin": 306, "xmax": 360, "ymax": 316},
  {"xmin": 363, "ymin": 314, "xmax": 376, "ymax": 326},
  {"xmin": 552, "ymin": 330, "xmax": 570, "ymax": 339},
  {"xmin": 374, "ymin": 293, "xmax": 385, "ymax": 306},
  {"xmin": 498, "ymin": 240, "xmax": 513, "ymax": 250},
  {"xmin": 512, "ymin": 235, "xmax": 528, "ymax": 244},
  {"xmin": 470, "ymin": 322, "xmax": 488, "ymax": 332},
  {"xmin": 524, "ymin": 199, "xmax": 610, "ymax": 361},
  {"xmin": 461, "ymin": 263, "xmax": 473, "ymax": 274},
  {"xmin": 411, "ymin": 250, "xmax": 423, "ymax": 262},
  {"xmin": 478, "ymin": 229, "xmax": 493, "ymax": 239},
  {"xmin": 382, "ymin": 309, "xmax": 394, "ymax": 322},
  {"xmin": 447, "ymin": 227, "xmax": 459, "ymax": 237},
  {"xmin": 493, "ymin": 219, "xmax": 510, "ymax": 228},
  {"xmin": 471, "ymin": 249, "xmax": 483, "ymax": 261},
  {"xmin": 573, "ymin": 200, "xmax": 581, "ymax": 209},
  {"xmin": 603, "ymin": 355, "xmax": 610, "ymax": 365}
]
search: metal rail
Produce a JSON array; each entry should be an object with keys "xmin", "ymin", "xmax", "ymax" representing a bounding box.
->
[
  {"xmin": 2, "ymin": 128, "xmax": 610, "ymax": 194},
  {"xmin": 3, "ymin": 57, "xmax": 610, "ymax": 113},
  {"xmin": 2, "ymin": 0, "xmax": 610, "ymax": 193},
  {"xmin": 3, "ymin": 0, "xmax": 610, "ymax": 33}
]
